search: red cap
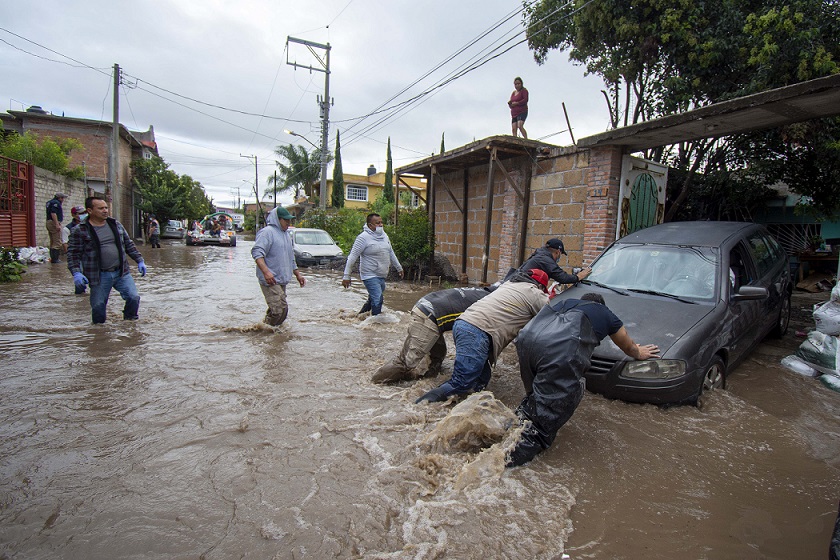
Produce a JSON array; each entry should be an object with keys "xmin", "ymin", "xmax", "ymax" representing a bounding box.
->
[{"xmin": 528, "ymin": 268, "xmax": 549, "ymax": 291}]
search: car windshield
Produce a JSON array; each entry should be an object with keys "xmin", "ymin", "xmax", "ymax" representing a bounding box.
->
[
  {"xmin": 295, "ymin": 231, "xmax": 335, "ymax": 245},
  {"xmin": 588, "ymin": 244, "xmax": 719, "ymax": 301}
]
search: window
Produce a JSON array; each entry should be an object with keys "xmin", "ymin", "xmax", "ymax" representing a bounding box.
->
[
  {"xmin": 346, "ymin": 185, "xmax": 368, "ymax": 202},
  {"xmin": 746, "ymin": 232, "xmax": 774, "ymax": 277},
  {"xmin": 410, "ymin": 192, "xmax": 420, "ymax": 207}
]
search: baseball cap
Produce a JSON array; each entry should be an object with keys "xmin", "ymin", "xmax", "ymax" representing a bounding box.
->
[
  {"xmin": 528, "ymin": 268, "xmax": 549, "ymax": 291},
  {"xmin": 276, "ymin": 206, "xmax": 293, "ymax": 220},
  {"xmin": 70, "ymin": 206, "xmax": 85, "ymax": 215},
  {"xmin": 55, "ymin": 192, "xmax": 68, "ymax": 199},
  {"xmin": 545, "ymin": 238, "xmax": 567, "ymax": 255}
]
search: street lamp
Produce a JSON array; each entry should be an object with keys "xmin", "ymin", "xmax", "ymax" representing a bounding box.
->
[{"xmin": 284, "ymin": 129, "xmax": 318, "ymax": 150}]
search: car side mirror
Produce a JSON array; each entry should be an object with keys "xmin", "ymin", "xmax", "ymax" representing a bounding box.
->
[{"xmin": 732, "ymin": 285, "xmax": 768, "ymax": 301}]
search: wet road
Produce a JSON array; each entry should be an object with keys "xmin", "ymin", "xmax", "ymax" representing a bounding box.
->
[{"xmin": 0, "ymin": 239, "xmax": 837, "ymax": 559}]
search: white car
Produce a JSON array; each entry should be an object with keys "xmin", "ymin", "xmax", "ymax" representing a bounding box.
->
[
  {"xmin": 291, "ymin": 228, "xmax": 343, "ymax": 266},
  {"xmin": 160, "ymin": 220, "xmax": 186, "ymax": 239}
]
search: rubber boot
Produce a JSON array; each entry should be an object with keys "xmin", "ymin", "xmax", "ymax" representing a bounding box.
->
[
  {"xmin": 359, "ymin": 300, "xmax": 372, "ymax": 315},
  {"xmin": 372, "ymin": 359, "xmax": 410, "ymax": 383},
  {"xmin": 50, "ymin": 248, "xmax": 60, "ymax": 264}
]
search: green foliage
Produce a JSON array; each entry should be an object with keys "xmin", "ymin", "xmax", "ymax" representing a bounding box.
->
[
  {"xmin": 370, "ymin": 193, "xmax": 395, "ymax": 225},
  {"xmin": 778, "ymin": 117, "xmax": 840, "ymax": 219},
  {"xmin": 0, "ymin": 131, "xmax": 84, "ymax": 179},
  {"xmin": 440, "ymin": 132, "xmax": 445, "ymax": 154},
  {"xmin": 384, "ymin": 207, "xmax": 433, "ymax": 271},
  {"xmin": 331, "ymin": 130, "xmax": 345, "ymax": 208},
  {"xmin": 523, "ymin": 0, "xmax": 840, "ymax": 219},
  {"xmin": 382, "ymin": 137, "xmax": 394, "ymax": 203},
  {"xmin": 299, "ymin": 207, "xmax": 366, "ymax": 253},
  {"xmin": 267, "ymin": 144, "xmax": 322, "ymax": 200},
  {"xmin": 0, "ymin": 247, "xmax": 26, "ymax": 283},
  {"xmin": 131, "ymin": 156, "xmax": 213, "ymax": 224}
]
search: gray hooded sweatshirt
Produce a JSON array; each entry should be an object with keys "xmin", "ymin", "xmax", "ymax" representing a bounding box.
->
[
  {"xmin": 343, "ymin": 224, "xmax": 402, "ymax": 281},
  {"xmin": 251, "ymin": 209, "xmax": 297, "ymax": 286}
]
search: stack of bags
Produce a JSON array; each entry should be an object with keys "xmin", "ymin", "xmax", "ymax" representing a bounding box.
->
[{"xmin": 782, "ymin": 284, "xmax": 840, "ymax": 391}]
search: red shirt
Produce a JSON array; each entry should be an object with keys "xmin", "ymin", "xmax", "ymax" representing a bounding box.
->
[{"xmin": 509, "ymin": 87, "xmax": 529, "ymax": 117}]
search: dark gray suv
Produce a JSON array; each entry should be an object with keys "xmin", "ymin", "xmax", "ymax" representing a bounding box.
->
[{"xmin": 555, "ymin": 221, "xmax": 792, "ymax": 405}]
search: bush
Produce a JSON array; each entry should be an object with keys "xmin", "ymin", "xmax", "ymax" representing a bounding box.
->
[
  {"xmin": 385, "ymin": 207, "xmax": 433, "ymax": 274},
  {"xmin": 0, "ymin": 248, "xmax": 26, "ymax": 282},
  {"xmin": 299, "ymin": 207, "xmax": 366, "ymax": 253}
]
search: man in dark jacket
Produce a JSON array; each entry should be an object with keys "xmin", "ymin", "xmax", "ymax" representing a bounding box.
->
[
  {"xmin": 46, "ymin": 192, "xmax": 67, "ymax": 263},
  {"xmin": 519, "ymin": 238, "xmax": 592, "ymax": 285},
  {"xmin": 67, "ymin": 196, "xmax": 147, "ymax": 324},
  {"xmin": 507, "ymin": 293, "xmax": 659, "ymax": 467},
  {"xmin": 373, "ymin": 285, "xmax": 496, "ymax": 383}
]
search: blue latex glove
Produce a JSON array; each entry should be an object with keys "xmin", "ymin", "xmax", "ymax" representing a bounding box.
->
[
  {"xmin": 72, "ymin": 272, "xmax": 89, "ymax": 290},
  {"xmin": 137, "ymin": 261, "xmax": 147, "ymax": 277}
]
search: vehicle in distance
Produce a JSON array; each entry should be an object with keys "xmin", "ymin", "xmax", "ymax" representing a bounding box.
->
[
  {"xmin": 555, "ymin": 221, "xmax": 792, "ymax": 405},
  {"xmin": 160, "ymin": 219, "xmax": 186, "ymax": 239},
  {"xmin": 186, "ymin": 212, "xmax": 237, "ymax": 247},
  {"xmin": 291, "ymin": 228, "xmax": 343, "ymax": 266}
]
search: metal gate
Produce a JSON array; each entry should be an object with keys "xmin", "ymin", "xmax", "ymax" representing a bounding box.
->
[
  {"xmin": 617, "ymin": 155, "xmax": 667, "ymax": 239},
  {"xmin": 0, "ymin": 156, "xmax": 35, "ymax": 247}
]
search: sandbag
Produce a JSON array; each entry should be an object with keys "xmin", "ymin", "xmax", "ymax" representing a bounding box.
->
[
  {"xmin": 780, "ymin": 355, "xmax": 819, "ymax": 377},
  {"xmin": 813, "ymin": 284, "xmax": 840, "ymax": 336},
  {"xmin": 795, "ymin": 331, "xmax": 839, "ymax": 375}
]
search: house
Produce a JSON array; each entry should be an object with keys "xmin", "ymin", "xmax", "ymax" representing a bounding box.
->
[
  {"xmin": 315, "ymin": 165, "xmax": 428, "ymax": 210},
  {"xmin": 1, "ymin": 105, "xmax": 158, "ymax": 242},
  {"xmin": 396, "ymin": 74, "xmax": 840, "ymax": 285}
]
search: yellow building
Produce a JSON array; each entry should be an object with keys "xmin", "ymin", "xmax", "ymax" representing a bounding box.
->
[{"xmin": 316, "ymin": 166, "xmax": 427, "ymax": 210}]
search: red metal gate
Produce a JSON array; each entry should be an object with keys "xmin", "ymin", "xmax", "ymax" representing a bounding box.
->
[{"xmin": 0, "ymin": 156, "xmax": 35, "ymax": 247}]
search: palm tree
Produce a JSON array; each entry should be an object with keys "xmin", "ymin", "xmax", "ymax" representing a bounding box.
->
[{"xmin": 265, "ymin": 145, "xmax": 322, "ymax": 201}]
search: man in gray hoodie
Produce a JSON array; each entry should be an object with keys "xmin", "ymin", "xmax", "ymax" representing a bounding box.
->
[
  {"xmin": 342, "ymin": 213, "xmax": 403, "ymax": 316},
  {"xmin": 251, "ymin": 206, "xmax": 306, "ymax": 326}
]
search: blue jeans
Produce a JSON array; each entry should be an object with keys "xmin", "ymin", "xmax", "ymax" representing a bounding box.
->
[
  {"xmin": 89, "ymin": 270, "xmax": 140, "ymax": 324},
  {"xmin": 362, "ymin": 277, "xmax": 386, "ymax": 315},
  {"xmin": 416, "ymin": 320, "xmax": 492, "ymax": 403}
]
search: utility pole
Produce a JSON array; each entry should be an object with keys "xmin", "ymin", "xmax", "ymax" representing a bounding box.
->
[
  {"xmin": 286, "ymin": 37, "xmax": 331, "ymax": 209},
  {"xmin": 110, "ymin": 63, "xmax": 120, "ymax": 221},
  {"xmin": 241, "ymin": 154, "xmax": 261, "ymax": 228},
  {"xmin": 274, "ymin": 171, "xmax": 277, "ymax": 208}
]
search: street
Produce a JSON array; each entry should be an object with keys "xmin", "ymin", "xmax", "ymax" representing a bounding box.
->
[{"xmin": 0, "ymin": 239, "xmax": 837, "ymax": 559}]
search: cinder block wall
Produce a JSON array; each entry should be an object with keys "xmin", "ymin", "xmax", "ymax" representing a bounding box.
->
[
  {"xmin": 33, "ymin": 168, "xmax": 86, "ymax": 248},
  {"xmin": 432, "ymin": 144, "xmax": 624, "ymax": 284}
]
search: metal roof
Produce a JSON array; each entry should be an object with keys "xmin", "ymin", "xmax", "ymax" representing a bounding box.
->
[
  {"xmin": 577, "ymin": 73, "xmax": 840, "ymax": 152},
  {"xmin": 395, "ymin": 136, "xmax": 556, "ymax": 175}
]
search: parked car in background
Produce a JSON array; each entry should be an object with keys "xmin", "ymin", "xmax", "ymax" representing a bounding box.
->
[
  {"xmin": 160, "ymin": 220, "xmax": 186, "ymax": 240},
  {"xmin": 556, "ymin": 221, "xmax": 792, "ymax": 406},
  {"xmin": 186, "ymin": 212, "xmax": 237, "ymax": 247},
  {"xmin": 290, "ymin": 228, "xmax": 343, "ymax": 266}
]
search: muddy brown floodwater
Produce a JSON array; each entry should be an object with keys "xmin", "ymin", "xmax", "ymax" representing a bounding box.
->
[{"xmin": 0, "ymin": 238, "xmax": 837, "ymax": 559}]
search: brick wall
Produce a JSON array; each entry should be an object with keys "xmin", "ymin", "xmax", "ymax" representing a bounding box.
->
[
  {"xmin": 431, "ymin": 144, "xmax": 624, "ymax": 284},
  {"xmin": 33, "ymin": 168, "xmax": 87, "ymax": 248}
]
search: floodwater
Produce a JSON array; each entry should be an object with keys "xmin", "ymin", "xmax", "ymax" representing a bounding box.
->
[{"xmin": 0, "ymin": 239, "xmax": 837, "ymax": 560}]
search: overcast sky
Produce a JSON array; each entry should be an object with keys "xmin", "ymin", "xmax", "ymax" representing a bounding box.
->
[{"xmin": 1, "ymin": 0, "xmax": 608, "ymax": 209}]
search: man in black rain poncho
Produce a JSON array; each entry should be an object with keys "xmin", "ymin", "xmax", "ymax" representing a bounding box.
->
[
  {"xmin": 507, "ymin": 293, "xmax": 659, "ymax": 467},
  {"xmin": 519, "ymin": 237, "xmax": 592, "ymax": 286}
]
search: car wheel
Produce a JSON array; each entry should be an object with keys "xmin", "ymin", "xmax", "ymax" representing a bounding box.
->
[
  {"xmin": 229, "ymin": 239, "xmax": 236, "ymax": 247},
  {"xmin": 694, "ymin": 356, "xmax": 725, "ymax": 408},
  {"xmin": 770, "ymin": 293, "xmax": 791, "ymax": 338}
]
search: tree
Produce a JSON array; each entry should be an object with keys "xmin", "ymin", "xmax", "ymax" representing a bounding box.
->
[
  {"xmin": 523, "ymin": 0, "xmax": 840, "ymax": 219},
  {"xmin": 266, "ymin": 144, "xmax": 321, "ymax": 201},
  {"xmin": 440, "ymin": 132, "xmax": 446, "ymax": 154},
  {"xmin": 131, "ymin": 156, "xmax": 213, "ymax": 224},
  {"xmin": 382, "ymin": 137, "xmax": 394, "ymax": 203},
  {"xmin": 0, "ymin": 130, "xmax": 84, "ymax": 179},
  {"xmin": 331, "ymin": 130, "xmax": 345, "ymax": 208}
]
